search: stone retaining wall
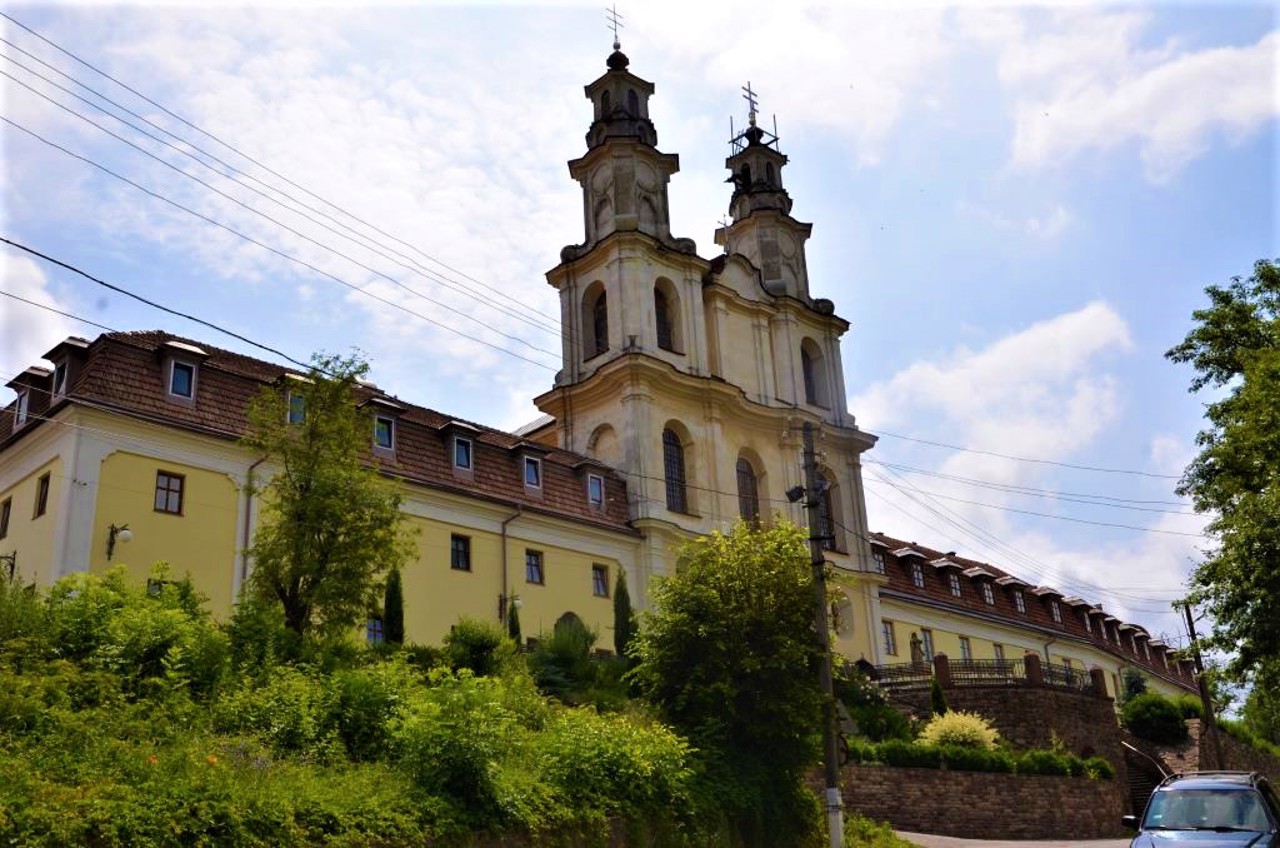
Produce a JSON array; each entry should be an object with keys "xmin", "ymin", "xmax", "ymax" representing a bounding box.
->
[{"xmin": 837, "ymin": 764, "xmax": 1125, "ymax": 839}]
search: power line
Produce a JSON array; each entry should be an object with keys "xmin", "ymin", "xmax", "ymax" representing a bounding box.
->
[
  {"xmin": 871, "ymin": 429, "xmax": 1182, "ymax": 480},
  {"xmin": 865, "ymin": 458, "xmax": 1192, "ymax": 509},
  {"xmin": 0, "ymin": 49, "xmax": 561, "ymax": 338},
  {"xmin": 0, "ymin": 74, "xmax": 560, "ymax": 357},
  {"xmin": 0, "ymin": 123, "xmax": 558, "ymax": 371},
  {"xmin": 0, "ymin": 11, "xmax": 563, "ymax": 325},
  {"xmin": 0, "ymin": 290, "xmax": 115, "ymax": 332},
  {"xmin": 872, "ymin": 473, "xmax": 1206, "ymax": 538}
]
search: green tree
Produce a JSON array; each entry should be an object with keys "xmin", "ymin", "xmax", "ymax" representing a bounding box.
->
[
  {"xmin": 383, "ymin": 567, "xmax": 404, "ymax": 646},
  {"xmin": 1120, "ymin": 665, "xmax": 1148, "ymax": 704},
  {"xmin": 612, "ymin": 568, "xmax": 635, "ymax": 658},
  {"xmin": 1167, "ymin": 259, "xmax": 1280, "ymax": 678},
  {"xmin": 243, "ymin": 353, "xmax": 415, "ymax": 639},
  {"xmin": 1241, "ymin": 660, "xmax": 1280, "ymax": 745},
  {"xmin": 506, "ymin": 598, "xmax": 522, "ymax": 644},
  {"xmin": 629, "ymin": 521, "xmax": 823, "ymax": 848}
]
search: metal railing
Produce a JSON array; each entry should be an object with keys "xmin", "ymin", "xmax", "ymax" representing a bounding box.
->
[
  {"xmin": 873, "ymin": 657, "xmax": 1099, "ymax": 695},
  {"xmin": 948, "ymin": 658, "xmax": 1024, "ymax": 686},
  {"xmin": 1043, "ymin": 662, "xmax": 1094, "ymax": 692}
]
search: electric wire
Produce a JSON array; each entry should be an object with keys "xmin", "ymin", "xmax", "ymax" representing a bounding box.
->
[
  {"xmin": 871, "ymin": 429, "xmax": 1182, "ymax": 480},
  {"xmin": 0, "ymin": 12, "xmax": 563, "ymax": 325},
  {"xmin": 0, "ymin": 50, "xmax": 561, "ymax": 337},
  {"xmin": 0, "ymin": 130, "xmax": 558, "ymax": 372},
  {"xmin": 0, "ymin": 75, "xmax": 561, "ymax": 356},
  {"xmin": 864, "ymin": 458, "xmax": 1192, "ymax": 510}
]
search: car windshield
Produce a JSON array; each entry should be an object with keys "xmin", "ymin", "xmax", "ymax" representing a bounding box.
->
[{"xmin": 1145, "ymin": 788, "xmax": 1273, "ymax": 832}]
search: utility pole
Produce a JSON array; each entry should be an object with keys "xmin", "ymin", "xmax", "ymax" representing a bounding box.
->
[
  {"xmin": 1177, "ymin": 600, "xmax": 1224, "ymax": 770},
  {"xmin": 801, "ymin": 421, "xmax": 844, "ymax": 848}
]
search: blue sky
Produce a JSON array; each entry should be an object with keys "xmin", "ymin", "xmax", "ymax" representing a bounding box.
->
[{"xmin": 2, "ymin": 1, "xmax": 1276, "ymax": 644}]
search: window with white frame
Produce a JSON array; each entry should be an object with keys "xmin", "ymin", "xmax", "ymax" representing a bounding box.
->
[
  {"xmin": 910, "ymin": 562, "xmax": 925, "ymax": 589},
  {"xmin": 921, "ymin": 628, "xmax": 934, "ymax": 660},
  {"xmin": 948, "ymin": 573, "xmax": 962, "ymax": 597},
  {"xmin": 453, "ymin": 437, "xmax": 472, "ymax": 471},
  {"xmin": 1083, "ymin": 612, "xmax": 1093, "ymax": 634},
  {"xmin": 872, "ymin": 550, "xmax": 886, "ymax": 574},
  {"xmin": 881, "ymin": 620, "xmax": 897, "ymax": 656},
  {"xmin": 981, "ymin": 582, "xmax": 994, "ymax": 605},
  {"xmin": 993, "ymin": 643, "xmax": 1006, "ymax": 663},
  {"xmin": 523, "ymin": 457, "xmax": 542, "ymax": 488},
  {"xmin": 33, "ymin": 473, "xmax": 50, "ymax": 518},
  {"xmin": 959, "ymin": 636, "xmax": 972, "ymax": 661},
  {"xmin": 1013, "ymin": 589, "xmax": 1026, "ymax": 614},
  {"xmin": 374, "ymin": 416, "xmax": 394, "ymax": 450},
  {"xmin": 587, "ymin": 474, "xmax": 604, "ymax": 508},
  {"xmin": 52, "ymin": 361, "xmax": 68, "ymax": 397},
  {"xmin": 287, "ymin": 391, "xmax": 306, "ymax": 424},
  {"xmin": 13, "ymin": 392, "xmax": 28, "ymax": 429},
  {"xmin": 169, "ymin": 361, "xmax": 196, "ymax": 399},
  {"xmin": 1050, "ymin": 600, "xmax": 1062, "ymax": 623}
]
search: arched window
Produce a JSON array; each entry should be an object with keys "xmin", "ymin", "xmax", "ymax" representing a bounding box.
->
[
  {"xmin": 736, "ymin": 457, "xmax": 759, "ymax": 524},
  {"xmin": 582, "ymin": 283, "xmax": 608, "ymax": 359},
  {"xmin": 626, "ymin": 89, "xmax": 639, "ymax": 116},
  {"xmin": 662, "ymin": 428, "xmax": 687, "ymax": 513},
  {"xmin": 601, "ymin": 90, "xmax": 611, "ymax": 117},
  {"xmin": 800, "ymin": 339, "xmax": 828, "ymax": 406},
  {"xmin": 801, "ymin": 347, "xmax": 817, "ymax": 404},
  {"xmin": 765, "ymin": 162, "xmax": 776, "ymax": 186},
  {"xmin": 655, "ymin": 287, "xmax": 674, "ymax": 351},
  {"xmin": 739, "ymin": 164, "xmax": 752, "ymax": 189},
  {"xmin": 817, "ymin": 471, "xmax": 838, "ymax": 552}
]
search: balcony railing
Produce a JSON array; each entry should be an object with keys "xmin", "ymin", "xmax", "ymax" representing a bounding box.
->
[{"xmin": 871, "ymin": 655, "xmax": 1101, "ymax": 697}]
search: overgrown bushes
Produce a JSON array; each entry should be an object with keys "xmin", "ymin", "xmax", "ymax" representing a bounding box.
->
[
  {"xmin": 1122, "ymin": 692, "xmax": 1190, "ymax": 744},
  {"xmin": 844, "ymin": 738, "xmax": 1115, "ymax": 779},
  {"xmin": 0, "ymin": 569, "xmax": 705, "ymax": 846}
]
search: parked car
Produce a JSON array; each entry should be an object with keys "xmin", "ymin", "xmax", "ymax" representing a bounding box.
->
[{"xmin": 1126, "ymin": 771, "xmax": 1280, "ymax": 848}]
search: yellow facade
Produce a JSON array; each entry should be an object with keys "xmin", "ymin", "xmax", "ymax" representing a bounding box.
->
[
  {"xmin": 90, "ymin": 451, "xmax": 241, "ymax": 617},
  {"xmin": 0, "ymin": 456, "xmax": 61, "ymax": 585}
]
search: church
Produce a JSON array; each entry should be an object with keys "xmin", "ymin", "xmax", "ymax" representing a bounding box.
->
[{"xmin": 0, "ymin": 45, "xmax": 1193, "ymax": 700}]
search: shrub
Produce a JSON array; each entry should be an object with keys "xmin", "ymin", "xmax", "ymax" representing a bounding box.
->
[
  {"xmin": 212, "ymin": 666, "xmax": 342, "ymax": 759},
  {"xmin": 875, "ymin": 739, "xmax": 941, "ymax": 769},
  {"xmin": 1016, "ymin": 749, "xmax": 1074, "ymax": 776},
  {"xmin": 1122, "ymin": 693, "xmax": 1188, "ymax": 745},
  {"xmin": 929, "ymin": 677, "xmax": 949, "ymax": 716},
  {"xmin": 443, "ymin": 618, "xmax": 513, "ymax": 677},
  {"xmin": 1083, "ymin": 755, "xmax": 1116, "ymax": 779},
  {"xmin": 917, "ymin": 710, "xmax": 998, "ymax": 749},
  {"xmin": 844, "ymin": 812, "xmax": 919, "ymax": 848},
  {"xmin": 1175, "ymin": 694, "xmax": 1204, "ymax": 719},
  {"xmin": 940, "ymin": 744, "xmax": 1014, "ymax": 773},
  {"xmin": 848, "ymin": 702, "xmax": 913, "ymax": 742}
]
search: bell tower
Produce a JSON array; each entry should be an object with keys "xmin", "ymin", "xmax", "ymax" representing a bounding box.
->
[{"xmin": 714, "ymin": 85, "xmax": 813, "ymax": 300}]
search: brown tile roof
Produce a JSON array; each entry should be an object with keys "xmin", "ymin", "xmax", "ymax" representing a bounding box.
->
[
  {"xmin": 2, "ymin": 331, "xmax": 635, "ymax": 535},
  {"xmin": 870, "ymin": 530, "xmax": 1195, "ymax": 690}
]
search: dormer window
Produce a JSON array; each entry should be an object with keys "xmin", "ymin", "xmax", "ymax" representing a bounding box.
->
[
  {"xmin": 52, "ymin": 362, "xmax": 68, "ymax": 397},
  {"xmin": 373, "ymin": 416, "xmax": 394, "ymax": 451},
  {"xmin": 523, "ymin": 456, "xmax": 542, "ymax": 489},
  {"xmin": 169, "ymin": 361, "xmax": 196, "ymax": 399},
  {"xmin": 1013, "ymin": 589, "xmax": 1026, "ymax": 614},
  {"xmin": 981, "ymin": 582, "xmax": 995, "ymax": 605},
  {"xmin": 948, "ymin": 573, "xmax": 962, "ymax": 597},
  {"xmin": 13, "ymin": 391, "xmax": 28, "ymax": 429},
  {"xmin": 587, "ymin": 473, "xmax": 604, "ymax": 508},
  {"xmin": 453, "ymin": 437, "xmax": 473, "ymax": 471},
  {"xmin": 1083, "ymin": 613, "xmax": 1093, "ymax": 634},
  {"xmin": 1050, "ymin": 600, "xmax": 1062, "ymax": 623},
  {"xmin": 910, "ymin": 562, "xmax": 925, "ymax": 589},
  {"xmin": 287, "ymin": 391, "xmax": 306, "ymax": 424}
]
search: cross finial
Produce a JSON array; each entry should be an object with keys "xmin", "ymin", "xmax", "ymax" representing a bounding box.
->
[
  {"xmin": 742, "ymin": 81, "xmax": 759, "ymax": 127},
  {"xmin": 605, "ymin": 4, "xmax": 624, "ymax": 51}
]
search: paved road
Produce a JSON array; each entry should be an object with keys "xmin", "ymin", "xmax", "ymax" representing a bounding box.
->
[{"xmin": 897, "ymin": 832, "xmax": 1129, "ymax": 848}]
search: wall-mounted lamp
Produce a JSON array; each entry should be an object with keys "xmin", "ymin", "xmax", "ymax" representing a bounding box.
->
[
  {"xmin": 498, "ymin": 593, "xmax": 522, "ymax": 622},
  {"xmin": 785, "ymin": 485, "xmax": 806, "ymax": 503},
  {"xmin": 106, "ymin": 523, "xmax": 133, "ymax": 560}
]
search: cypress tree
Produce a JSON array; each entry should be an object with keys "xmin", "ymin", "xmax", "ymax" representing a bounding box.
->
[
  {"xmin": 383, "ymin": 567, "xmax": 404, "ymax": 646},
  {"xmin": 613, "ymin": 569, "xmax": 636, "ymax": 658},
  {"xmin": 930, "ymin": 676, "xmax": 949, "ymax": 716},
  {"xmin": 507, "ymin": 598, "xmax": 522, "ymax": 644}
]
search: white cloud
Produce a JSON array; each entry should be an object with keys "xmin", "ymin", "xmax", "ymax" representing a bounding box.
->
[
  {"xmin": 1002, "ymin": 13, "xmax": 1278, "ymax": 182},
  {"xmin": 1024, "ymin": 204, "xmax": 1072, "ymax": 240},
  {"xmin": 0, "ymin": 255, "xmax": 76, "ymax": 397}
]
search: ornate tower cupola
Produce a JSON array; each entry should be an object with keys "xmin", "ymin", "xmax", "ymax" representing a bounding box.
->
[
  {"xmin": 561, "ymin": 42, "xmax": 691, "ymax": 262},
  {"xmin": 714, "ymin": 85, "xmax": 814, "ymax": 300}
]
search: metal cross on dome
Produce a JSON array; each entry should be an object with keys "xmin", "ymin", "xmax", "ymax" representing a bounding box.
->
[
  {"xmin": 742, "ymin": 81, "xmax": 759, "ymax": 127},
  {"xmin": 605, "ymin": 4, "xmax": 624, "ymax": 51}
]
